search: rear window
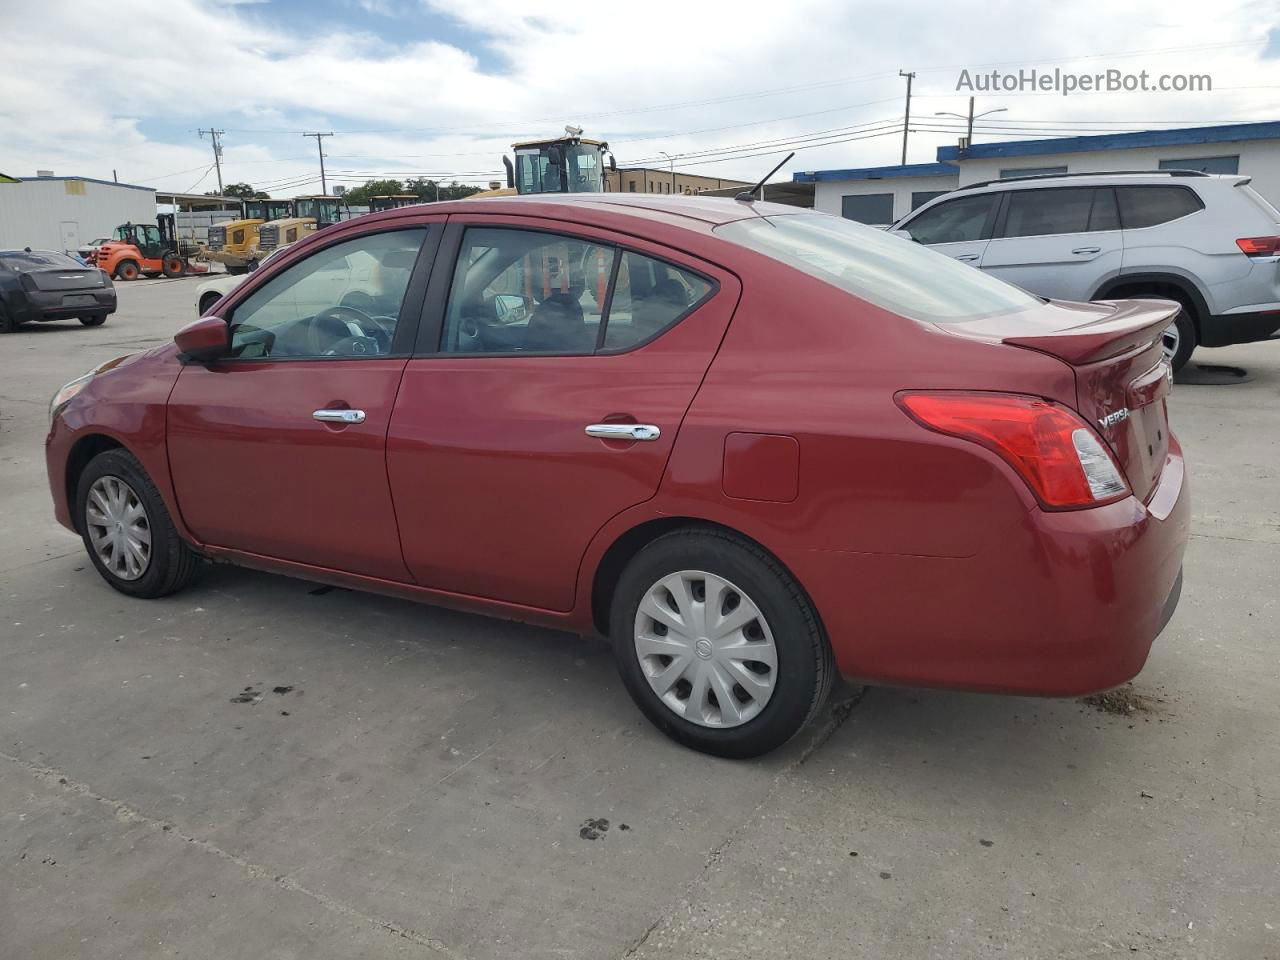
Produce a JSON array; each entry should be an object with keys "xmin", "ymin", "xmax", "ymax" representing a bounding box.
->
[
  {"xmin": 1116, "ymin": 186, "xmax": 1203, "ymax": 229},
  {"xmin": 0, "ymin": 250, "xmax": 83, "ymax": 270},
  {"xmin": 716, "ymin": 213, "xmax": 1040, "ymax": 323}
]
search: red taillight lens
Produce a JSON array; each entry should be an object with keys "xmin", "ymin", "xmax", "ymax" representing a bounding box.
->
[
  {"xmin": 897, "ymin": 392, "xmax": 1130, "ymax": 509},
  {"xmin": 1235, "ymin": 236, "xmax": 1280, "ymax": 256}
]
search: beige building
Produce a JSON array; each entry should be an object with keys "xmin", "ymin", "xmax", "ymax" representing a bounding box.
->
[{"xmin": 605, "ymin": 168, "xmax": 748, "ymax": 196}]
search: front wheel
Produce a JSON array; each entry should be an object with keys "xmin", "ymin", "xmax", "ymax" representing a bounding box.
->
[
  {"xmin": 610, "ymin": 528, "xmax": 834, "ymax": 758},
  {"xmin": 76, "ymin": 449, "xmax": 200, "ymax": 598},
  {"xmin": 114, "ymin": 259, "xmax": 140, "ymax": 281},
  {"xmin": 162, "ymin": 255, "xmax": 185, "ymax": 278}
]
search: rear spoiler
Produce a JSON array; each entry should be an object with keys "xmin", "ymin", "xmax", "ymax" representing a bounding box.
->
[{"xmin": 1003, "ymin": 299, "xmax": 1179, "ymax": 365}]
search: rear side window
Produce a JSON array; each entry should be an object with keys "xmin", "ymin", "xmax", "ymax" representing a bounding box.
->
[
  {"xmin": 1117, "ymin": 186, "xmax": 1204, "ymax": 229},
  {"xmin": 899, "ymin": 194, "xmax": 995, "ymax": 244},
  {"xmin": 1001, "ymin": 187, "xmax": 1119, "ymax": 237},
  {"xmin": 717, "ymin": 213, "xmax": 1041, "ymax": 324}
]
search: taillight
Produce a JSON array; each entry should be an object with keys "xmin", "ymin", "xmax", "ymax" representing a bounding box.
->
[
  {"xmin": 1235, "ymin": 236, "xmax": 1280, "ymax": 256},
  {"xmin": 897, "ymin": 392, "xmax": 1130, "ymax": 509}
]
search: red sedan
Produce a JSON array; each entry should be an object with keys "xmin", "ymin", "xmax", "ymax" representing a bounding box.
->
[{"xmin": 45, "ymin": 195, "xmax": 1188, "ymax": 757}]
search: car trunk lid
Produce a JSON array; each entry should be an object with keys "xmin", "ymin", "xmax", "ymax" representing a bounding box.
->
[
  {"xmin": 23, "ymin": 266, "xmax": 106, "ymax": 292},
  {"xmin": 942, "ymin": 298, "xmax": 1178, "ymax": 502}
]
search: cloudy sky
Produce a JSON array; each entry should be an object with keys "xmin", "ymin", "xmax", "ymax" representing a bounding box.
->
[{"xmin": 2, "ymin": 0, "xmax": 1278, "ymax": 197}]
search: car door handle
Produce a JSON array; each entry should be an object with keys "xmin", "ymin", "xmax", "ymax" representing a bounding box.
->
[
  {"xmin": 585, "ymin": 423, "xmax": 661, "ymax": 441},
  {"xmin": 1072, "ymin": 246, "xmax": 1101, "ymax": 255},
  {"xmin": 313, "ymin": 408, "xmax": 366, "ymax": 424},
  {"xmin": 954, "ymin": 254, "xmax": 981, "ymax": 262}
]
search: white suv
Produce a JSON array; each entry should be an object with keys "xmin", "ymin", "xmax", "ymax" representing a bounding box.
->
[{"xmin": 891, "ymin": 170, "xmax": 1280, "ymax": 370}]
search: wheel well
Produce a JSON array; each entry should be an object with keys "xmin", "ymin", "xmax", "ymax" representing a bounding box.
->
[
  {"xmin": 1095, "ymin": 276, "xmax": 1205, "ymax": 335},
  {"xmin": 199, "ymin": 292, "xmax": 221, "ymax": 314},
  {"xmin": 65, "ymin": 435, "xmax": 123, "ymax": 532},
  {"xmin": 589, "ymin": 517, "xmax": 811, "ymax": 637}
]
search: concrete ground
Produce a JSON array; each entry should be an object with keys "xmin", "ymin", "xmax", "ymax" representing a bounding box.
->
[{"xmin": 1, "ymin": 279, "xmax": 1276, "ymax": 959}]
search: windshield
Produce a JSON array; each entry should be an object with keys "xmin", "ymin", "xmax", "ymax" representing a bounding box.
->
[
  {"xmin": 564, "ymin": 145, "xmax": 602, "ymax": 192},
  {"xmin": 716, "ymin": 213, "xmax": 1041, "ymax": 323}
]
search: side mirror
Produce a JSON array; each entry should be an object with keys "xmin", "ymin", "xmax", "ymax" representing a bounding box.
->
[
  {"xmin": 175, "ymin": 315, "xmax": 229, "ymax": 362},
  {"xmin": 503, "ymin": 156, "xmax": 515, "ymax": 189},
  {"xmin": 608, "ymin": 151, "xmax": 617, "ymax": 173}
]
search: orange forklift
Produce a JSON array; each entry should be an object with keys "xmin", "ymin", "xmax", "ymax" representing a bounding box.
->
[{"xmin": 90, "ymin": 218, "xmax": 204, "ymax": 281}]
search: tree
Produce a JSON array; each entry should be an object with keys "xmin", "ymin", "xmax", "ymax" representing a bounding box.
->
[
  {"xmin": 342, "ymin": 179, "xmax": 405, "ymax": 205},
  {"xmin": 205, "ymin": 182, "xmax": 269, "ymax": 199},
  {"xmin": 404, "ymin": 177, "xmax": 483, "ymax": 202}
]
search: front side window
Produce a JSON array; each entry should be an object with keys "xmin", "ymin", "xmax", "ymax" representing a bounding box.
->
[
  {"xmin": 515, "ymin": 150, "xmax": 562, "ymax": 194},
  {"xmin": 228, "ymin": 229, "xmax": 425, "ymax": 359},
  {"xmin": 899, "ymin": 193, "xmax": 996, "ymax": 245},
  {"xmin": 439, "ymin": 228, "xmax": 712, "ymax": 355},
  {"xmin": 717, "ymin": 213, "xmax": 1040, "ymax": 324},
  {"xmin": 1116, "ymin": 186, "xmax": 1204, "ymax": 229},
  {"xmin": 1001, "ymin": 187, "xmax": 1118, "ymax": 237}
]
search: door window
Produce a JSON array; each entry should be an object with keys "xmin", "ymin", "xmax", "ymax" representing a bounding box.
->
[
  {"xmin": 1000, "ymin": 187, "xmax": 1117, "ymax": 237},
  {"xmin": 439, "ymin": 228, "xmax": 712, "ymax": 355},
  {"xmin": 899, "ymin": 193, "xmax": 996, "ymax": 244},
  {"xmin": 227, "ymin": 229, "xmax": 426, "ymax": 359},
  {"xmin": 1116, "ymin": 186, "xmax": 1204, "ymax": 229}
]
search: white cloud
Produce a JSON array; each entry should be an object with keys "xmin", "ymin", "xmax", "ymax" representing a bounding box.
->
[{"xmin": 1, "ymin": 0, "xmax": 1277, "ymax": 195}]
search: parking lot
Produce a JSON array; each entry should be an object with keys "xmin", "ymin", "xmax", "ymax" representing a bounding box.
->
[{"xmin": 1, "ymin": 278, "xmax": 1277, "ymax": 959}]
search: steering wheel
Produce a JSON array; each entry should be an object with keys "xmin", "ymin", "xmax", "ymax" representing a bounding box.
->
[
  {"xmin": 323, "ymin": 335, "xmax": 382, "ymax": 357},
  {"xmin": 313, "ymin": 305, "xmax": 394, "ymax": 354}
]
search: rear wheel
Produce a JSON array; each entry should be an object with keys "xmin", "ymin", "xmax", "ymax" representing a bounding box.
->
[
  {"xmin": 114, "ymin": 259, "xmax": 140, "ymax": 281},
  {"xmin": 79, "ymin": 313, "xmax": 107, "ymax": 327},
  {"xmin": 0, "ymin": 302, "xmax": 15, "ymax": 333},
  {"xmin": 162, "ymin": 255, "xmax": 185, "ymax": 278},
  {"xmin": 1162, "ymin": 309, "xmax": 1197, "ymax": 373},
  {"xmin": 76, "ymin": 449, "xmax": 199, "ymax": 598},
  {"xmin": 610, "ymin": 528, "xmax": 833, "ymax": 758}
]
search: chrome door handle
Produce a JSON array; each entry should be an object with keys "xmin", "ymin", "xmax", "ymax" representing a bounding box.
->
[
  {"xmin": 955, "ymin": 254, "xmax": 981, "ymax": 262},
  {"xmin": 313, "ymin": 408, "xmax": 366, "ymax": 424},
  {"xmin": 585, "ymin": 423, "xmax": 661, "ymax": 441},
  {"xmin": 1072, "ymin": 246, "xmax": 1101, "ymax": 255}
]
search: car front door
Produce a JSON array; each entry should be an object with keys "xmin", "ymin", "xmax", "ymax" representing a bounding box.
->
[
  {"xmin": 166, "ymin": 223, "xmax": 440, "ymax": 580},
  {"xmin": 979, "ymin": 186, "xmax": 1123, "ymax": 301},
  {"xmin": 386, "ymin": 219, "xmax": 740, "ymax": 611},
  {"xmin": 894, "ymin": 192, "xmax": 999, "ymax": 266}
]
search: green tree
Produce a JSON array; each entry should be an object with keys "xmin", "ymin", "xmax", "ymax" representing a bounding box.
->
[
  {"xmin": 343, "ymin": 179, "xmax": 405, "ymax": 205},
  {"xmin": 212, "ymin": 182, "xmax": 268, "ymax": 199},
  {"xmin": 404, "ymin": 177, "xmax": 483, "ymax": 202}
]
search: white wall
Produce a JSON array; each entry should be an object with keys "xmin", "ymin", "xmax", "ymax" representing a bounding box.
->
[
  {"xmin": 957, "ymin": 140, "xmax": 1280, "ymax": 207},
  {"xmin": 813, "ymin": 174, "xmax": 960, "ymax": 223},
  {"xmin": 0, "ymin": 178, "xmax": 156, "ymax": 253}
]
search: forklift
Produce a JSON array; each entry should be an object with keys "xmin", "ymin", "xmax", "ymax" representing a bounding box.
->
[{"xmin": 90, "ymin": 218, "xmax": 202, "ymax": 281}]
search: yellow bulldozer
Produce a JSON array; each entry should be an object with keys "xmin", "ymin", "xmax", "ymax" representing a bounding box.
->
[
  {"xmin": 205, "ymin": 199, "xmax": 294, "ymax": 274},
  {"xmin": 472, "ymin": 127, "xmax": 615, "ymax": 199}
]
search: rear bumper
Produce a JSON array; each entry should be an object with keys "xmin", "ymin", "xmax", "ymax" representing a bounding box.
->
[
  {"xmin": 1200, "ymin": 309, "xmax": 1280, "ymax": 347},
  {"xmin": 785, "ymin": 438, "xmax": 1190, "ymax": 697},
  {"xmin": 18, "ymin": 287, "xmax": 117, "ymax": 322}
]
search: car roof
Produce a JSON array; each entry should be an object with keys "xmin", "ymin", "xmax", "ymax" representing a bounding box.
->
[
  {"xmin": 403, "ymin": 193, "xmax": 800, "ymax": 228},
  {"xmin": 959, "ymin": 170, "xmax": 1244, "ymax": 192}
]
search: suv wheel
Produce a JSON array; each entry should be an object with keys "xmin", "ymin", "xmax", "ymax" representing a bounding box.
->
[
  {"xmin": 610, "ymin": 528, "xmax": 834, "ymax": 758},
  {"xmin": 76, "ymin": 449, "xmax": 200, "ymax": 598},
  {"xmin": 1162, "ymin": 308, "xmax": 1197, "ymax": 373}
]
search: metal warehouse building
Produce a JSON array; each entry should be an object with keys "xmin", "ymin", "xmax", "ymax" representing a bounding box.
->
[
  {"xmin": 0, "ymin": 175, "xmax": 156, "ymax": 254},
  {"xmin": 796, "ymin": 120, "xmax": 1280, "ymax": 225}
]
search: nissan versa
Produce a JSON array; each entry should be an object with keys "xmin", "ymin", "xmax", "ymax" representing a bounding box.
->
[{"xmin": 45, "ymin": 195, "xmax": 1189, "ymax": 757}]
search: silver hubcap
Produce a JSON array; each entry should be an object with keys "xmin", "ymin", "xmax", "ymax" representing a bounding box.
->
[
  {"xmin": 85, "ymin": 476, "xmax": 151, "ymax": 581},
  {"xmin": 633, "ymin": 570, "xmax": 778, "ymax": 728},
  {"xmin": 1162, "ymin": 318, "xmax": 1181, "ymax": 362}
]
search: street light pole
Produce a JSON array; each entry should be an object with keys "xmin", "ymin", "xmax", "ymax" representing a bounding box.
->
[
  {"xmin": 899, "ymin": 70, "xmax": 915, "ymax": 165},
  {"xmin": 935, "ymin": 102, "xmax": 1007, "ymax": 152}
]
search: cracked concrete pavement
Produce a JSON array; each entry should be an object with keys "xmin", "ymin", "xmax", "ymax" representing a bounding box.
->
[{"xmin": 1, "ymin": 280, "xmax": 1277, "ymax": 958}]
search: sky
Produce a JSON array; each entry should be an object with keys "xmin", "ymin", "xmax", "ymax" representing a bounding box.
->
[{"xmin": 1, "ymin": 0, "xmax": 1279, "ymax": 198}]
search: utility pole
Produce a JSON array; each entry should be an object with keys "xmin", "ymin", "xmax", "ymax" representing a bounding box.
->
[
  {"xmin": 898, "ymin": 70, "xmax": 915, "ymax": 165},
  {"xmin": 198, "ymin": 128, "xmax": 225, "ymax": 194},
  {"xmin": 303, "ymin": 132, "xmax": 334, "ymax": 195},
  {"xmin": 660, "ymin": 151, "xmax": 675, "ymax": 193}
]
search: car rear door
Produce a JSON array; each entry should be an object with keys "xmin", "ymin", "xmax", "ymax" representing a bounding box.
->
[
  {"xmin": 980, "ymin": 186, "xmax": 1123, "ymax": 301},
  {"xmin": 166, "ymin": 221, "xmax": 442, "ymax": 580},
  {"xmin": 386, "ymin": 217, "xmax": 740, "ymax": 611}
]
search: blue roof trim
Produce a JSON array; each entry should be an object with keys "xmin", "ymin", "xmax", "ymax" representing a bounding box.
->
[
  {"xmin": 937, "ymin": 121, "xmax": 1280, "ymax": 161},
  {"xmin": 793, "ymin": 162, "xmax": 958, "ymax": 183},
  {"xmin": 12, "ymin": 175, "xmax": 153, "ymax": 192}
]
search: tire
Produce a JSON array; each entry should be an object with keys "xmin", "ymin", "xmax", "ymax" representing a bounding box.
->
[
  {"xmin": 610, "ymin": 527, "xmax": 834, "ymax": 758},
  {"xmin": 75, "ymin": 449, "xmax": 200, "ymax": 599},
  {"xmin": 1163, "ymin": 308, "xmax": 1197, "ymax": 373},
  {"xmin": 79, "ymin": 313, "xmax": 107, "ymax": 327},
  {"xmin": 162, "ymin": 255, "xmax": 185, "ymax": 278},
  {"xmin": 0, "ymin": 301, "xmax": 15, "ymax": 333},
  {"xmin": 226, "ymin": 264, "xmax": 248, "ymax": 276},
  {"xmin": 199, "ymin": 293, "xmax": 221, "ymax": 316},
  {"xmin": 114, "ymin": 259, "xmax": 140, "ymax": 281}
]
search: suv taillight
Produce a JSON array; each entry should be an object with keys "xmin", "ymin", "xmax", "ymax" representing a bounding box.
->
[
  {"xmin": 897, "ymin": 392, "xmax": 1130, "ymax": 510},
  {"xmin": 1235, "ymin": 236, "xmax": 1280, "ymax": 256}
]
